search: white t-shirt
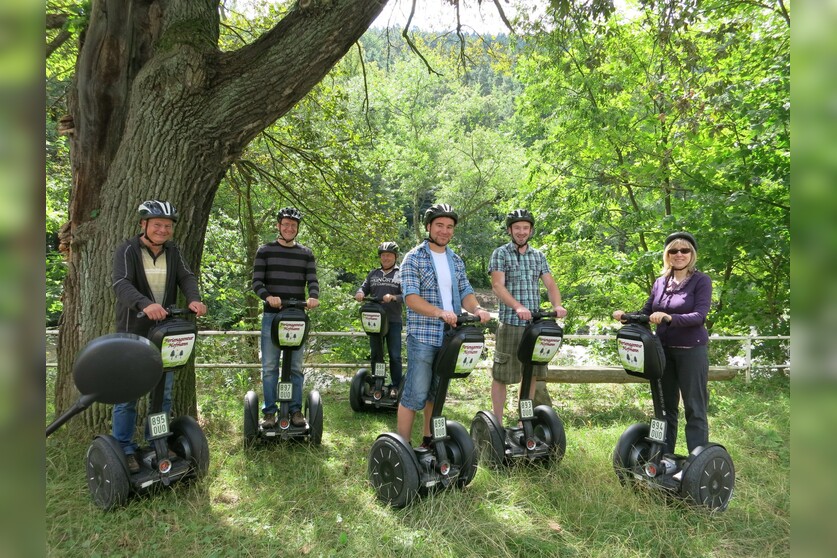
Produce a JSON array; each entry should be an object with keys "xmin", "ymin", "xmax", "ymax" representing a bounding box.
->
[{"xmin": 431, "ymin": 250, "xmax": 454, "ymax": 311}]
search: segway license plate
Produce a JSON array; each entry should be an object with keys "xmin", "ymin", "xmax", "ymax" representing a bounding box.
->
[
  {"xmin": 373, "ymin": 362, "xmax": 387, "ymax": 378},
  {"xmin": 277, "ymin": 382, "xmax": 293, "ymax": 402},
  {"xmin": 431, "ymin": 416, "xmax": 447, "ymax": 440},
  {"xmin": 148, "ymin": 412, "xmax": 169, "ymax": 439},
  {"xmin": 519, "ymin": 399, "xmax": 534, "ymax": 420},
  {"xmin": 649, "ymin": 419, "xmax": 667, "ymax": 443}
]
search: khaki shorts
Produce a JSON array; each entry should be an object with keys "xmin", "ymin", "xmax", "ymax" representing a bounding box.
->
[{"xmin": 492, "ymin": 323, "xmax": 548, "ymax": 385}]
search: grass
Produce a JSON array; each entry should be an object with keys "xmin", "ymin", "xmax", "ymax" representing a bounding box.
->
[{"xmin": 46, "ymin": 366, "xmax": 789, "ymax": 557}]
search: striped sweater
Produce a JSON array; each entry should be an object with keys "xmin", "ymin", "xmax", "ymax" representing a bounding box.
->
[{"xmin": 252, "ymin": 241, "xmax": 319, "ymax": 313}]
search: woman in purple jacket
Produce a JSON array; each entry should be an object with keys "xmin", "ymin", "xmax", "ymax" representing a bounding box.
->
[{"xmin": 613, "ymin": 232, "xmax": 712, "ymax": 454}]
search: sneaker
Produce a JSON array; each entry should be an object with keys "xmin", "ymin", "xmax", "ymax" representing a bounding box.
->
[
  {"xmin": 261, "ymin": 413, "xmax": 277, "ymax": 428},
  {"xmin": 388, "ymin": 385, "xmax": 399, "ymax": 399},
  {"xmin": 419, "ymin": 435, "xmax": 433, "ymax": 449},
  {"xmin": 291, "ymin": 410, "xmax": 306, "ymax": 427},
  {"xmin": 125, "ymin": 453, "xmax": 140, "ymax": 474}
]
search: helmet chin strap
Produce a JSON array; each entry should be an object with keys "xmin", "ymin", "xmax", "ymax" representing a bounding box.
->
[{"xmin": 141, "ymin": 231, "xmax": 166, "ymax": 248}]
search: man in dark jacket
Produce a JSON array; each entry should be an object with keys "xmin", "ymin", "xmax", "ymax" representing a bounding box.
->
[{"xmin": 111, "ymin": 200, "xmax": 207, "ymax": 472}]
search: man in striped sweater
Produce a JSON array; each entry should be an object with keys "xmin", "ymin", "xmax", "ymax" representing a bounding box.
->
[{"xmin": 252, "ymin": 207, "xmax": 320, "ymax": 428}]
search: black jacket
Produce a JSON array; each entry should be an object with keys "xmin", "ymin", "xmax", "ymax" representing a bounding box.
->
[{"xmin": 111, "ymin": 234, "xmax": 201, "ymax": 335}]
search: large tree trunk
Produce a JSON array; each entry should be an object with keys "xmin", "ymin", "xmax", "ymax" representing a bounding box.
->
[{"xmin": 54, "ymin": 0, "xmax": 388, "ymax": 433}]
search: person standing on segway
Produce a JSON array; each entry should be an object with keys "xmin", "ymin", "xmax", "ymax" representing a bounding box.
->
[
  {"xmin": 489, "ymin": 209, "xmax": 567, "ymax": 426},
  {"xmin": 111, "ymin": 200, "xmax": 208, "ymax": 473},
  {"xmin": 612, "ymin": 231, "xmax": 712, "ymax": 454},
  {"xmin": 354, "ymin": 241, "xmax": 404, "ymax": 399},
  {"xmin": 398, "ymin": 203, "xmax": 491, "ymax": 447},
  {"xmin": 252, "ymin": 207, "xmax": 320, "ymax": 430}
]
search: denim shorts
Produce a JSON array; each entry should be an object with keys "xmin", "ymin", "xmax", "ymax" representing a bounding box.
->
[{"xmin": 399, "ymin": 334, "xmax": 441, "ymax": 411}]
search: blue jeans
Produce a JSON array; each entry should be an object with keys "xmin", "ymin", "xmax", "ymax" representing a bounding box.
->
[
  {"xmin": 112, "ymin": 370, "xmax": 174, "ymax": 455},
  {"xmin": 261, "ymin": 312, "xmax": 305, "ymax": 415},
  {"xmin": 371, "ymin": 321, "xmax": 403, "ymax": 386},
  {"xmin": 399, "ymin": 334, "xmax": 440, "ymax": 411}
]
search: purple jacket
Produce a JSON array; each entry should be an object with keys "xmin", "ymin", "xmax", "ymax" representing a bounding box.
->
[{"xmin": 639, "ymin": 271, "xmax": 712, "ymax": 347}]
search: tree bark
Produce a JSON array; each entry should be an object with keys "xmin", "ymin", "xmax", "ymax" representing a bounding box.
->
[{"xmin": 55, "ymin": 0, "xmax": 389, "ymax": 433}]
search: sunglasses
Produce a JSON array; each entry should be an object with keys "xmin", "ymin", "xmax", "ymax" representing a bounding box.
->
[{"xmin": 667, "ymin": 248, "xmax": 692, "ymax": 255}]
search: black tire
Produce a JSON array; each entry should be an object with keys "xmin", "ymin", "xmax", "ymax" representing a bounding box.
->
[
  {"xmin": 243, "ymin": 390, "xmax": 259, "ymax": 447},
  {"xmin": 533, "ymin": 405, "xmax": 567, "ymax": 464},
  {"xmin": 367, "ymin": 433, "xmax": 420, "ymax": 508},
  {"xmin": 445, "ymin": 420, "xmax": 478, "ymax": 487},
  {"xmin": 470, "ymin": 411, "xmax": 505, "ymax": 469},
  {"xmin": 349, "ymin": 369, "xmax": 369, "ymax": 412},
  {"xmin": 86, "ymin": 436, "xmax": 130, "ymax": 510},
  {"xmin": 306, "ymin": 390, "xmax": 323, "ymax": 445},
  {"xmin": 680, "ymin": 445, "xmax": 735, "ymax": 511},
  {"xmin": 170, "ymin": 415, "xmax": 210, "ymax": 479},
  {"xmin": 612, "ymin": 423, "xmax": 652, "ymax": 485}
]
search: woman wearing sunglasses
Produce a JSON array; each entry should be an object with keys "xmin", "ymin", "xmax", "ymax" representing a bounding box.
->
[{"xmin": 612, "ymin": 231, "xmax": 712, "ymax": 455}]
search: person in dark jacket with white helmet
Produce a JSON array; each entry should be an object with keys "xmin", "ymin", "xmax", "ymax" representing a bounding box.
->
[
  {"xmin": 355, "ymin": 241, "xmax": 404, "ymax": 398},
  {"xmin": 613, "ymin": 231, "xmax": 712, "ymax": 454},
  {"xmin": 111, "ymin": 200, "xmax": 207, "ymax": 473}
]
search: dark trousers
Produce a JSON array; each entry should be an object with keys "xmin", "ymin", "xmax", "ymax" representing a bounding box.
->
[
  {"xmin": 370, "ymin": 321, "xmax": 403, "ymax": 386},
  {"xmin": 661, "ymin": 345, "xmax": 709, "ymax": 454}
]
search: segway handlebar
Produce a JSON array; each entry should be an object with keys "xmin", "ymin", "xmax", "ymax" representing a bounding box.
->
[
  {"xmin": 280, "ymin": 299, "xmax": 309, "ymax": 310},
  {"xmin": 620, "ymin": 312, "xmax": 650, "ymax": 325},
  {"xmin": 136, "ymin": 306, "xmax": 196, "ymax": 319},
  {"xmin": 531, "ymin": 309, "xmax": 558, "ymax": 320}
]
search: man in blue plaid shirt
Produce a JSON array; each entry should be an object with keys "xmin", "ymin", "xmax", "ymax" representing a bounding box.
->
[
  {"xmin": 489, "ymin": 209, "xmax": 566, "ymax": 426},
  {"xmin": 397, "ymin": 203, "xmax": 491, "ymax": 447}
]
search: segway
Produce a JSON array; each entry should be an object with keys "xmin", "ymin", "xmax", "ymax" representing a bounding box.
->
[
  {"xmin": 367, "ymin": 313, "xmax": 485, "ymax": 508},
  {"xmin": 48, "ymin": 308, "xmax": 210, "ymax": 510},
  {"xmin": 350, "ymin": 297, "xmax": 401, "ymax": 412},
  {"xmin": 471, "ymin": 309, "xmax": 567, "ymax": 467},
  {"xmin": 612, "ymin": 313, "xmax": 735, "ymax": 511},
  {"xmin": 244, "ymin": 299, "xmax": 323, "ymax": 446}
]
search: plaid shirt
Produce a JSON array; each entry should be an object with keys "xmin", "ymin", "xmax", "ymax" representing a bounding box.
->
[
  {"xmin": 401, "ymin": 240, "xmax": 475, "ymax": 347},
  {"xmin": 489, "ymin": 242, "xmax": 552, "ymax": 326}
]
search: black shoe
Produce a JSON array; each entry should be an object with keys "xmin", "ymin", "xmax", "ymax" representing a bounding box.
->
[
  {"xmin": 388, "ymin": 385, "xmax": 399, "ymax": 399},
  {"xmin": 125, "ymin": 453, "xmax": 140, "ymax": 474},
  {"xmin": 261, "ymin": 413, "xmax": 277, "ymax": 428},
  {"xmin": 291, "ymin": 410, "xmax": 306, "ymax": 427},
  {"xmin": 419, "ymin": 435, "xmax": 433, "ymax": 449}
]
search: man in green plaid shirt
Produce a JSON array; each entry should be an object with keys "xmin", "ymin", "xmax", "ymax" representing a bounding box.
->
[{"xmin": 489, "ymin": 209, "xmax": 567, "ymax": 426}]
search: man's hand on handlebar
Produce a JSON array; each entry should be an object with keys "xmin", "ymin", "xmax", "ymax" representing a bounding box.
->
[
  {"xmin": 306, "ymin": 297, "xmax": 320, "ymax": 309},
  {"xmin": 141, "ymin": 303, "xmax": 168, "ymax": 321},
  {"xmin": 188, "ymin": 300, "xmax": 207, "ymax": 317}
]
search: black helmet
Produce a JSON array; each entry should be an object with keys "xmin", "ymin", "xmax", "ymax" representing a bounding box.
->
[
  {"xmin": 138, "ymin": 200, "xmax": 178, "ymax": 222},
  {"xmin": 277, "ymin": 207, "xmax": 302, "ymax": 222},
  {"xmin": 423, "ymin": 203, "xmax": 458, "ymax": 226},
  {"xmin": 506, "ymin": 209, "xmax": 535, "ymax": 228},
  {"xmin": 378, "ymin": 241, "xmax": 399, "ymax": 255},
  {"xmin": 664, "ymin": 231, "xmax": 697, "ymax": 251}
]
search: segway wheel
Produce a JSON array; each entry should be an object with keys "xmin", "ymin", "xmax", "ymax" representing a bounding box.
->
[
  {"xmin": 86, "ymin": 436, "xmax": 130, "ymax": 510},
  {"xmin": 368, "ymin": 433, "xmax": 420, "ymax": 508},
  {"xmin": 470, "ymin": 411, "xmax": 505, "ymax": 469},
  {"xmin": 612, "ymin": 423, "xmax": 652, "ymax": 485},
  {"xmin": 533, "ymin": 405, "xmax": 567, "ymax": 464},
  {"xmin": 243, "ymin": 390, "xmax": 259, "ymax": 447},
  {"xmin": 170, "ymin": 415, "xmax": 210, "ymax": 479},
  {"xmin": 349, "ymin": 369, "xmax": 369, "ymax": 412},
  {"xmin": 445, "ymin": 421, "xmax": 478, "ymax": 487},
  {"xmin": 306, "ymin": 390, "xmax": 323, "ymax": 445},
  {"xmin": 680, "ymin": 445, "xmax": 735, "ymax": 511}
]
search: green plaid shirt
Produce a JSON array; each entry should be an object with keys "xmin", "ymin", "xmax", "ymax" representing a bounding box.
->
[{"xmin": 489, "ymin": 242, "xmax": 551, "ymax": 326}]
